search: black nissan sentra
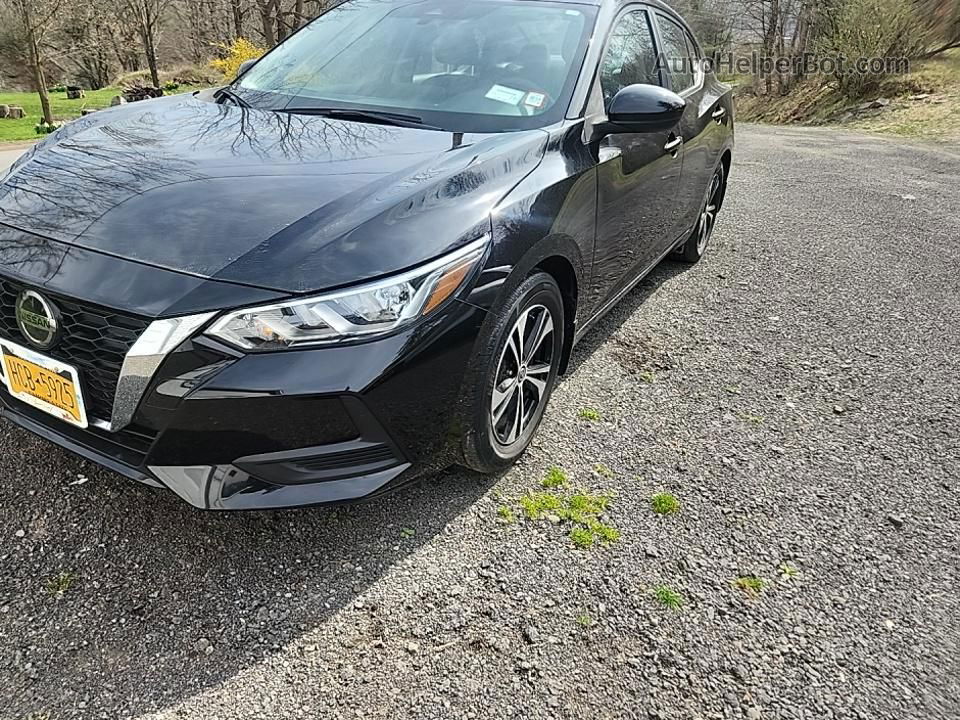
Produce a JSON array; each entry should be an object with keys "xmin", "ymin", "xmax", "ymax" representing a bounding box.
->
[{"xmin": 0, "ymin": 0, "xmax": 733, "ymax": 510}]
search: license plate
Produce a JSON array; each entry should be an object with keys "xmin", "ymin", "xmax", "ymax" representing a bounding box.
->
[{"xmin": 0, "ymin": 338, "xmax": 88, "ymax": 428}]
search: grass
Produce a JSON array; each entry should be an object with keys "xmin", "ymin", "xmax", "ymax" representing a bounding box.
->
[
  {"xmin": 735, "ymin": 575, "xmax": 768, "ymax": 597},
  {"xmin": 46, "ymin": 571, "xmax": 76, "ymax": 597},
  {"xmin": 578, "ymin": 407, "xmax": 601, "ymax": 421},
  {"xmin": 399, "ymin": 527, "xmax": 416, "ymax": 539},
  {"xmin": 541, "ymin": 466, "xmax": 568, "ymax": 489},
  {"xmin": 519, "ymin": 491, "xmax": 610, "ymax": 522},
  {"xmin": 0, "ymin": 88, "xmax": 121, "ymax": 142},
  {"xmin": 779, "ymin": 562, "xmax": 799, "ymax": 580},
  {"xmin": 570, "ymin": 527, "xmax": 595, "ymax": 548},
  {"xmin": 519, "ymin": 491, "xmax": 566, "ymax": 519},
  {"xmin": 575, "ymin": 612, "xmax": 594, "ymax": 627},
  {"xmin": 0, "ymin": 77, "xmax": 215, "ymax": 143},
  {"xmin": 516, "ymin": 490, "xmax": 619, "ymax": 549},
  {"xmin": 637, "ymin": 370, "xmax": 656, "ymax": 384},
  {"xmin": 653, "ymin": 585, "xmax": 684, "ymax": 610},
  {"xmin": 735, "ymin": 410, "xmax": 765, "ymax": 426},
  {"xmin": 593, "ymin": 463, "xmax": 615, "ymax": 478},
  {"xmin": 497, "ymin": 505, "xmax": 516, "ymax": 524},
  {"xmin": 566, "ymin": 493, "xmax": 611, "ymax": 522},
  {"xmin": 852, "ymin": 49, "xmax": 960, "ymax": 139},
  {"xmin": 650, "ymin": 492, "xmax": 680, "ymax": 515}
]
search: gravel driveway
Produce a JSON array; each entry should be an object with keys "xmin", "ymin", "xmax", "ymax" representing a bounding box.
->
[{"xmin": 2, "ymin": 124, "xmax": 958, "ymax": 720}]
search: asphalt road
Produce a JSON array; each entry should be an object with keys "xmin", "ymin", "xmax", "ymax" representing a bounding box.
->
[
  {"xmin": 0, "ymin": 144, "xmax": 31, "ymax": 172},
  {"xmin": 1, "ymin": 125, "xmax": 959, "ymax": 720}
]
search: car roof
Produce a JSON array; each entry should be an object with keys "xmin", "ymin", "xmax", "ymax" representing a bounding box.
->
[
  {"xmin": 528, "ymin": 0, "xmax": 688, "ymax": 25},
  {"xmin": 530, "ymin": 0, "xmax": 679, "ymax": 10}
]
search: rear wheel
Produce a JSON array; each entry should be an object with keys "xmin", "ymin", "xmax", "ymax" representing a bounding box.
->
[
  {"xmin": 461, "ymin": 272, "xmax": 564, "ymax": 473},
  {"xmin": 677, "ymin": 164, "xmax": 724, "ymax": 263}
]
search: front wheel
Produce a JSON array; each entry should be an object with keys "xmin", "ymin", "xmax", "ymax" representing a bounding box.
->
[
  {"xmin": 677, "ymin": 164, "xmax": 725, "ymax": 264},
  {"xmin": 461, "ymin": 272, "xmax": 564, "ymax": 473}
]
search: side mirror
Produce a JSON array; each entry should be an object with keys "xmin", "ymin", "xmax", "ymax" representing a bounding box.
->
[
  {"xmin": 237, "ymin": 59, "xmax": 258, "ymax": 78},
  {"xmin": 603, "ymin": 84, "xmax": 685, "ymax": 135}
]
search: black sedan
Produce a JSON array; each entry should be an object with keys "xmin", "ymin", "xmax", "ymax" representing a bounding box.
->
[{"xmin": 0, "ymin": 0, "xmax": 733, "ymax": 510}]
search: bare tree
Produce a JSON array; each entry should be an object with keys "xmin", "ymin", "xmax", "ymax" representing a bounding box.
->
[
  {"xmin": 230, "ymin": 0, "xmax": 247, "ymax": 39},
  {"xmin": 256, "ymin": 0, "xmax": 278, "ymax": 46},
  {"xmin": 11, "ymin": 0, "xmax": 64, "ymax": 124},
  {"xmin": 122, "ymin": 0, "xmax": 175, "ymax": 87}
]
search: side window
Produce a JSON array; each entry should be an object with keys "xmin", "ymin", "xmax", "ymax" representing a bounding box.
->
[
  {"xmin": 598, "ymin": 10, "xmax": 661, "ymax": 110},
  {"xmin": 656, "ymin": 15, "xmax": 695, "ymax": 92}
]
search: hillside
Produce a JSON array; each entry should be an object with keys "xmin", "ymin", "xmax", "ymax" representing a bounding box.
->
[{"xmin": 736, "ymin": 49, "xmax": 960, "ymax": 141}]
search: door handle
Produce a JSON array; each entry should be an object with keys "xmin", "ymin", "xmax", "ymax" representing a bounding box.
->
[
  {"xmin": 664, "ymin": 136, "xmax": 683, "ymax": 155},
  {"xmin": 712, "ymin": 107, "xmax": 726, "ymax": 122}
]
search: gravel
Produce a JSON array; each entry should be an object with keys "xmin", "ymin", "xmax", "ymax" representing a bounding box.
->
[{"xmin": 1, "ymin": 124, "xmax": 959, "ymax": 719}]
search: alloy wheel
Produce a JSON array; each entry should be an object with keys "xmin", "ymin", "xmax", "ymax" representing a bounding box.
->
[
  {"xmin": 490, "ymin": 304, "xmax": 555, "ymax": 446},
  {"xmin": 696, "ymin": 170, "xmax": 724, "ymax": 255}
]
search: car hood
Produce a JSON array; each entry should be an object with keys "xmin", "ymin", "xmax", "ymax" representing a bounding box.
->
[{"xmin": 0, "ymin": 95, "xmax": 548, "ymax": 294}]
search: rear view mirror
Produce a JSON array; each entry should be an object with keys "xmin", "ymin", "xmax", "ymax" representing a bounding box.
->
[{"xmin": 604, "ymin": 84, "xmax": 685, "ymax": 134}]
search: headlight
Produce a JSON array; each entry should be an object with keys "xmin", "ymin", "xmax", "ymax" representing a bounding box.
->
[{"xmin": 206, "ymin": 236, "xmax": 488, "ymax": 350}]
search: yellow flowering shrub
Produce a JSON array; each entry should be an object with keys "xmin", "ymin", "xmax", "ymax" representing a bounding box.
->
[{"xmin": 210, "ymin": 38, "xmax": 267, "ymax": 80}]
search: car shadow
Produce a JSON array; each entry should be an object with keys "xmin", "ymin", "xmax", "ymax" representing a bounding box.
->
[
  {"xmin": 2, "ymin": 257, "xmax": 690, "ymax": 717},
  {"xmin": 2, "ymin": 445, "xmax": 504, "ymax": 716},
  {"xmin": 565, "ymin": 257, "xmax": 689, "ymax": 375}
]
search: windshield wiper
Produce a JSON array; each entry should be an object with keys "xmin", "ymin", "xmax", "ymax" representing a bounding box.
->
[
  {"xmin": 214, "ymin": 87, "xmax": 251, "ymax": 108},
  {"xmin": 279, "ymin": 107, "xmax": 441, "ymax": 130}
]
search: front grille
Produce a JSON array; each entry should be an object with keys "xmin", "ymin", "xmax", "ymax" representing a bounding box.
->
[{"xmin": 0, "ymin": 278, "xmax": 150, "ymax": 421}]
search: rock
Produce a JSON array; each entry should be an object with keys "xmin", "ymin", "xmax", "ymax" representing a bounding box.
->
[
  {"xmin": 14, "ymin": 529, "xmax": 25, "ymax": 538},
  {"xmin": 746, "ymin": 708, "xmax": 761, "ymax": 720},
  {"xmin": 523, "ymin": 626, "xmax": 541, "ymax": 644},
  {"xmin": 110, "ymin": 95, "xmax": 127, "ymax": 107},
  {"xmin": 0, "ymin": 105, "xmax": 8, "ymax": 118},
  {"xmin": 858, "ymin": 98, "xmax": 890, "ymax": 111},
  {"xmin": 66, "ymin": 86, "xmax": 85, "ymax": 100},
  {"xmin": 886, "ymin": 514, "xmax": 905, "ymax": 530},
  {"xmin": 7, "ymin": 106, "xmax": 25, "ymax": 120},
  {"xmin": 404, "ymin": 641, "xmax": 420, "ymax": 654},
  {"xmin": 123, "ymin": 85, "xmax": 163, "ymax": 103}
]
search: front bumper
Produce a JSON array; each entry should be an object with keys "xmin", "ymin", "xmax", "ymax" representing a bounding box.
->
[{"xmin": 0, "ymin": 299, "xmax": 487, "ymax": 510}]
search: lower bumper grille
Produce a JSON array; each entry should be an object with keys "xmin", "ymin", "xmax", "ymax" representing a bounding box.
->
[
  {"xmin": 297, "ymin": 444, "xmax": 397, "ymax": 473},
  {"xmin": 0, "ymin": 278, "xmax": 150, "ymax": 421}
]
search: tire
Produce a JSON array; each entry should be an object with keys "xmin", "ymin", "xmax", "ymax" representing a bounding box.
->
[
  {"xmin": 677, "ymin": 163, "xmax": 725, "ymax": 264},
  {"xmin": 461, "ymin": 272, "xmax": 564, "ymax": 474}
]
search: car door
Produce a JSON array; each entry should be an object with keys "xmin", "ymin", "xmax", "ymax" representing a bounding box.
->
[
  {"xmin": 653, "ymin": 12, "xmax": 725, "ymax": 238},
  {"xmin": 591, "ymin": 6, "xmax": 683, "ymax": 311}
]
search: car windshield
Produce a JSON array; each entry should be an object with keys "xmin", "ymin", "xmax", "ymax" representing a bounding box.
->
[{"xmin": 234, "ymin": 0, "xmax": 596, "ymax": 132}]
